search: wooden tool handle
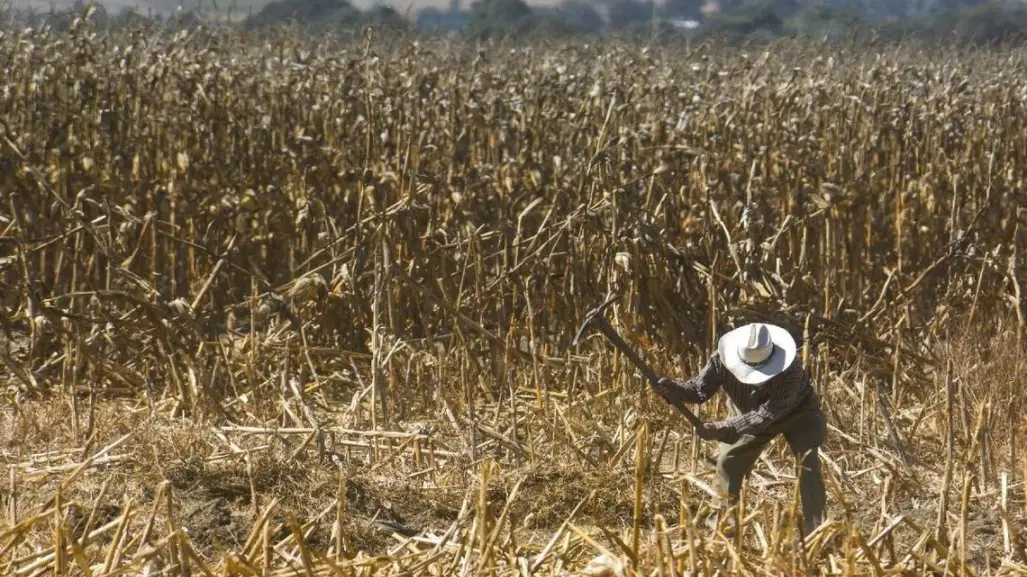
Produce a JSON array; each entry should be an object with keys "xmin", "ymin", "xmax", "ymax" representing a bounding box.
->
[{"xmin": 592, "ymin": 317, "xmax": 705, "ymax": 430}]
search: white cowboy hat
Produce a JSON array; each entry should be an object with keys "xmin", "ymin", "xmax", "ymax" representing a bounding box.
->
[{"xmin": 717, "ymin": 323, "xmax": 797, "ymax": 385}]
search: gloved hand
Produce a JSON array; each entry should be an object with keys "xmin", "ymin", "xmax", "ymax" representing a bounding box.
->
[
  {"xmin": 693, "ymin": 421, "xmax": 742, "ymax": 444},
  {"xmin": 695, "ymin": 422, "xmax": 721, "ymax": 441},
  {"xmin": 652, "ymin": 377, "xmax": 678, "ymax": 401}
]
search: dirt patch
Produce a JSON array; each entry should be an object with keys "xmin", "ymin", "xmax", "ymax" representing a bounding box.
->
[
  {"xmin": 156, "ymin": 452, "xmax": 469, "ymax": 557},
  {"xmin": 345, "ymin": 473, "xmax": 461, "ymax": 527},
  {"xmin": 501, "ymin": 464, "xmax": 683, "ymax": 533},
  {"xmin": 64, "ymin": 502, "xmax": 124, "ymax": 541},
  {"xmin": 337, "ymin": 471, "xmax": 466, "ymax": 554},
  {"xmin": 156, "ymin": 451, "xmax": 333, "ymax": 556},
  {"xmin": 181, "ymin": 496, "xmax": 246, "ymax": 552}
]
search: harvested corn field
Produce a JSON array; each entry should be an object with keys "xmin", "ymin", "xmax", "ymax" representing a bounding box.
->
[{"xmin": 2, "ymin": 21, "xmax": 1027, "ymax": 577}]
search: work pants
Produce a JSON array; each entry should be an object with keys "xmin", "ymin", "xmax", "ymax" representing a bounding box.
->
[{"xmin": 712, "ymin": 391, "xmax": 827, "ymax": 537}]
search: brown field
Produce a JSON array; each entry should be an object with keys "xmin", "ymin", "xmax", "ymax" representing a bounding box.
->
[{"xmin": 1, "ymin": 21, "xmax": 1027, "ymax": 577}]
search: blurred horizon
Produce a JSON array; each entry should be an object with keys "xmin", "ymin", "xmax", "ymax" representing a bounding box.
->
[
  {"xmin": 4, "ymin": 0, "xmax": 563, "ymax": 17},
  {"xmin": 6, "ymin": 0, "xmax": 1027, "ymax": 49}
]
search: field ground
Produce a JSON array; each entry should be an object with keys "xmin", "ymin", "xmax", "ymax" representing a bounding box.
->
[{"xmin": 2, "ymin": 24, "xmax": 1027, "ymax": 577}]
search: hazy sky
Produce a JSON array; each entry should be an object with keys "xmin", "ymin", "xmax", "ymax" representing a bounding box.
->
[
  {"xmin": 359, "ymin": 0, "xmax": 552, "ymax": 9},
  {"xmin": 9, "ymin": 0, "xmax": 565, "ymax": 15},
  {"xmin": 356, "ymin": 0, "xmax": 563, "ymax": 11}
]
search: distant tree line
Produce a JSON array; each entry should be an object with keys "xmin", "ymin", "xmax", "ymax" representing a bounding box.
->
[{"xmin": 4, "ymin": 0, "xmax": 1027, "ymax": 46}]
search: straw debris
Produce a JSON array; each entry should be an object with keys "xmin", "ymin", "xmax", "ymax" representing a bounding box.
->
[{"xmin": 2, "ymin": 23, "xmax": 1027, "ymax": 577}]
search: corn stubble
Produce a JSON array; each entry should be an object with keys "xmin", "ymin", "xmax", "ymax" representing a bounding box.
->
[{"xmin": 2, "ymin": 18, "xmax": 1027, "ymax": 577}]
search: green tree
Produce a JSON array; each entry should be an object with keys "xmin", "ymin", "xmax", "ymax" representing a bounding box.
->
[
  {"xmin": 947, "ymin": 1, "xmax": 1027, "ymax": 44},
  {"xmin": 706, "ymin": 0, "xmax": 789, "ymax": 36},
  {"xmin": 604, "ymin": 0, "xmax": 654, "ymax": 30},
  {"xmin": 465, "ymin": 0, "xmax": 538, "ymax": 39},
  {"xmin": 546, "ymin": 0, "xmax": 605, "ymax": 33},
  {"xmin": 784, "ymin": 2, "xmax": 864, "ymax": 38},
  {"xmin": 245, "ymin": 0, "xmax": 362, "ymax": 30},
  {"xmin": 363, "ymin": 4, "xmax": 408, "ymax": 30}
]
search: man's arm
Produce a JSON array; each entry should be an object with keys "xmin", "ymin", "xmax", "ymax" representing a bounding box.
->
[
  {"xmin": 709, "ymin": 365, "xmax": 808, "ymax": 443},
  {"xmin": 652, "ymin": 352, "xmax": 724, "ymax": 406}
]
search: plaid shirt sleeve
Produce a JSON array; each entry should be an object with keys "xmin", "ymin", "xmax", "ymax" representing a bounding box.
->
[
  {"xmin": 653, "ymin": 353, "xmax": 724, "ymax": 405},
  {"xmin": 711, "ymin": 362, "xmax": 808, "ymax": 442}
]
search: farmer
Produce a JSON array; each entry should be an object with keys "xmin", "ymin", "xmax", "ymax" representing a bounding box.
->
[{"xmin": 652, "ymin": 323, "xmax": 827, "ymax": 537}]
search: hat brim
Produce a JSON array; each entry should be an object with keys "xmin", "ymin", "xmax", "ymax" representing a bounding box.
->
[{"xmin": 717, "ymin": 324, "xmax": 797, "ymax": 385}]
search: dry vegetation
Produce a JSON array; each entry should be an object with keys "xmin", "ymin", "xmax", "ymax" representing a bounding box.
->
[{"xmin": 1, "ymin": 18, "xmax": 1027, "ymax": 577}]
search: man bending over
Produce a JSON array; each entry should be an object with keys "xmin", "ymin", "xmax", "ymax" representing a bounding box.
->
[{"xmin": 653, "ymin": 323, "xmax": 827, "ymax": 537}]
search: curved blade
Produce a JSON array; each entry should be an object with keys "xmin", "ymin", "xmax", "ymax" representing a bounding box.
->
[{"xmin": 572, "ymin": 294, "xmax": 621, "ymax": 346}]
